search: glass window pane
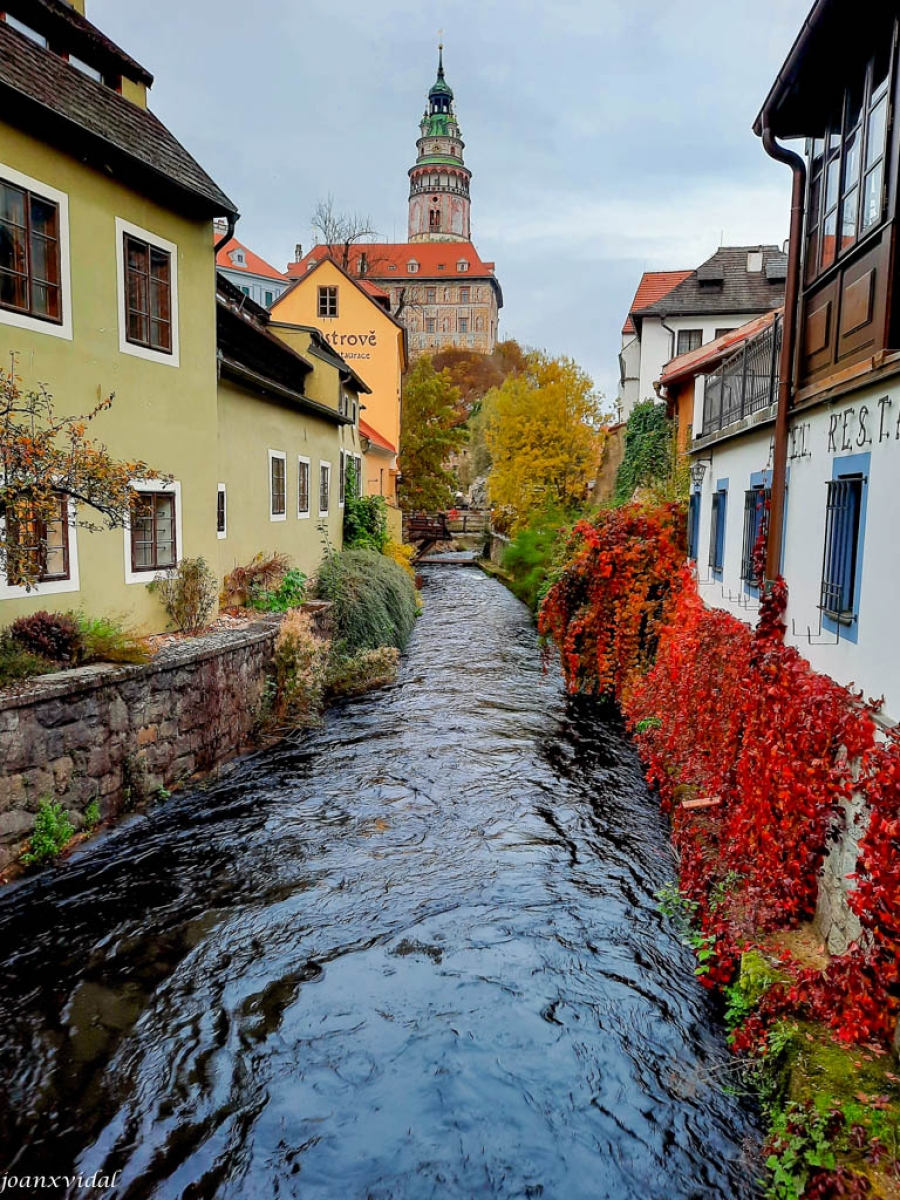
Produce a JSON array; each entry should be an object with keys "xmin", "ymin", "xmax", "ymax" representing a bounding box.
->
[
  {"xmin": 872, "ymin": 44, "xmax": 891, "ymax": 103},
  {"xmin": 29, "ymin": 197, "xmax": 57, "ymax": 239},
  {"xmin": 127, "ymin": 237, "xmax": 148, "ymax": 275},
  {"xmin": 128, "ymin": 309, "xmax": 148, "ymax": 343},
  {"xmin": 0, "ymin": 270, "xmax": 27, "ymax": 310},
  {"xmin": 821, "ymin": 210, "xmax": 837, "ymax": 269},
  {"xmin": 31, "ymin": 281, "xmax": 60, "ymax": 319},
  {"xmin": 841, "ymin": 187, "xmax": 858, "ymax": 250},
  {"xmin": 128, "ymin": 263, "xmax": 148, "ymax": 315},
  {"xmin": 866, "ymin": 97, "xmax": 887, "ymax": 168},
  {"xmin": 862, "ymin": 164, "xmax": 884, "ymax": 230},
  {"xmin": 824, "ymin": 157, "xmax": 840, "ymax": 209},
  {"xmin": 843, "ymin": 125, "xmax": 861, "ymax": 189},
  {"xmin": 150, "ymin": 318, "xmax": 170, "ymax": 350},
  {"xmin": 30, "ymin": 234, "xmax": 59, "ymax": 285},
  {"xmin": 0, "ymin": 221, "xmax": 27, "ymax": 276},
  {"xmin": 149, "ymin": 248, "xmax": 170, "ymax": 283},
  {"xmin": 150, "ymin": 277, "xmax": 170, "ymax": 323},
  {"xmin": 845, "ymin": 76, "xmax": 865, "ymax": 135},
  {"xmin": 0, "ymin": 184, "xmax": 26, "ymax": 227}
]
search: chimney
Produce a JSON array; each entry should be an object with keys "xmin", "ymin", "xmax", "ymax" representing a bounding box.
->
[{"xmin": 295, "ymin": 243, "xmax": 303, "ymax": 262}]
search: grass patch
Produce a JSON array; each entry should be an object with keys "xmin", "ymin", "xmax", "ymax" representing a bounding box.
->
[{"xmin": 21, "ymin": 800, "xmax": 74, "ymax": 867}]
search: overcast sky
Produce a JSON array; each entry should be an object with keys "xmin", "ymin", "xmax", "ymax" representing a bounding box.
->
[{"xmin": 91, "ymin": 0, "xmax": 812, "ymax": 403}]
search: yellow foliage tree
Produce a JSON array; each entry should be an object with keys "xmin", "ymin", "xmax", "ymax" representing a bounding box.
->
[{"xmin": 483, "ymin": 351, "xmax": 606, "ymax": 530}]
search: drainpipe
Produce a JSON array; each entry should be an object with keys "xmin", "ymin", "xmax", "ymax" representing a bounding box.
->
[
  {"xmin": 660, "ymin": 314, "xmax": 677, "ymax": 372},
  {"xmin": 214, "ymin": 214, "xmax": 237, "ymax": 255},
  {"xmin": 760, "ymin": 125, "xmax": 806, "ymax": 586}
]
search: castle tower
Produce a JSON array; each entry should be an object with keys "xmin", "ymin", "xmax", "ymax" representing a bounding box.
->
[{"xmin": 407, "ymin": 47, "xmax": 471, "ymax": 243}]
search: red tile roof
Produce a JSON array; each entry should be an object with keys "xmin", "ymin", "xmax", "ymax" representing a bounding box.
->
[
  {"xmin": 357, "ymin": 278, "xmax": 390, "ymax": 303},
  {"xmin": 622, "ymin": 269, "xmax": 693, "ymax": 335},
  {"xmin": 660, "ymin": 308, "xmax": 782, "ymax": 385},
  {"xmin": 359, "ymin": 417, "xmax": 396, "ymax": 454},
  {"xmin": 288, "ymin": 241, "xmax": 498, "ymax": 281},
  {"xmin": 216, "ymin": 235, "xmax": 287, "ymax": 282}
]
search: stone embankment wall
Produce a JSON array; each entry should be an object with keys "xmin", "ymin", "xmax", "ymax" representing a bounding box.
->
[
  {"xmin": 0, "ymin": 619, "xmax": 282, "ymax": 871},
  {"xmin": 488, "ymin": 531, "xmax": 510, "ymax": 566}
]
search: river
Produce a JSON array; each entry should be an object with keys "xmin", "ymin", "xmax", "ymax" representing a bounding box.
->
[{"xmin": 0, "ymin": 566, "xmax": 759, "ymax": 1199}]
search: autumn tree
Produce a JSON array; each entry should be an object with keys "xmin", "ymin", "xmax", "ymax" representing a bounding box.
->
[
  {"xmin": 398, "ymin": 357, "xmax": 467, "ymax": 512},
  {"xmin": 0, "ymin": 357, "xmax": 165, "ymax": 588},
  {"xmin": 483, "ymin": 351, "xmax": 606, "ymax": 531}
]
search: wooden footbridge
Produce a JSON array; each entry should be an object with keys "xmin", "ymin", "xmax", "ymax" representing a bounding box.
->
[{"xmin": 405, "ymin": 510, "xmax": 489, "ymax": 563}]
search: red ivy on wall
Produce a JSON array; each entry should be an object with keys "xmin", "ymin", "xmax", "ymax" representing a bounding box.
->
[{"xmin": 539, "ymin": 503, "xmax": 900, "ymax": 1047}]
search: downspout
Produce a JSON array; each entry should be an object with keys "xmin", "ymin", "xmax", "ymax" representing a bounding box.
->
[
  {"xmin": 760, "ymin": 124, "xmax": 806, "ymax": 586},
  {"xmin": 214, "ymin": 214, "xmax": 237, "ymax": 255},
  {"xmin": 660, "ymin": 314, "xmax": 677, "ymax": 371}
]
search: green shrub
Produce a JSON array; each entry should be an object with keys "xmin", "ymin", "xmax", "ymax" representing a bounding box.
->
[
  {"xmin": 326, "ymin": 646, "xmax": 400, "ymax": 697},
  {"xmin": 502, "ymin": 508, "xmax": 570, "ymax": 612},
  {"xmin": 344, "ymin": 464, "xmax": 389, "ymax": 551},
  {"xmin": 74, "ymin": 613, "xmax": 150, "ymax": 664},
  {"xmin": 21, "ymin": 800, "xmax": 74, "ymax": 866},
  {"xmin": 315, "ymin": 548, "xmax": 417, "ymax": 654},
  {"xmin": 149, "ymin": 556, "xmax": 218, "ymax": 634},
  {"xmin": 0, "ymin": 634, "xmax": 54, "ymax": 687},
  {"xmin": 248, "ymin": 568, "xmax": 307, "ymax": 612},
  {"xmin": 84, "ymin": 800, "xmax": 102, "ymax": 829},
  {"xmin": 8, "ymin": 610, "xmax": 79, "ymax": 662}
]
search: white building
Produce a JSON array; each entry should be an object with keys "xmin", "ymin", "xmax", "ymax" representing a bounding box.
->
[
  {"xmin": 618, "ymin": 247, "xmax": 787, "ymax": 420},
  {"xmin": 214, "ymin": 228, "xmax": 290, "ymax": 309},
  {"xmin": 669, "ymin": 0, "xmax": 900, "ymax": 721}
]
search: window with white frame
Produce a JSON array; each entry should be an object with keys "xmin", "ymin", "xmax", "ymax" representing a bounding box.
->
[
  {"xmin": 115, "ymin": 218, "xmax": 179, "ymax": 365},
  {"xmin": 339, "ymin": 449, "xmax": 346, "ymax": 506},
  {"xmin": 319, "ymin": 462, "xmax": 331, "ymax": 516},
  {"xmin": 269, "ymin": 450, "xmax": 286, "ymax": 520},
  {"xmin": 217, "ymin": 484, "xmax": 227, "ymax": 539},
  {"xmin": 0, "ymin": 165, "xmax": 72, "ymax": 340},
  {"xmin": 2, "ymin": 497, "xmax": 81, "ymax": 599},
  {"xmin": 298, "ymin": 457, "xmax": 310, "ymax": 517}
]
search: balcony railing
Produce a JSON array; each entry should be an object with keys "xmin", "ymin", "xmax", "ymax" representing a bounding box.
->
[{"xmin": 701, "ymin": 314, "xmax": 782, "ymax": 436}]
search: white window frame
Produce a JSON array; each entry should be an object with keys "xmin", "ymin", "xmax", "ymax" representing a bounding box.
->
[
  {"xmin": 0, "ymin": 163, "xmax": 73, "ymax": 342},
  {"xmin": 268, "ymin": 449, "xmax": 287, "ymax": 522},
  {"xmin": 298, "ymin": 455, "xmax": 311, "ymax": 519},
  {"xmin": 0, "ymin": 495, "xmax": 81, "ymax": 600},
  {"xmin": 217, "ymin": 482, "xmax": 227, "ymax": 540},
  {"xmin": 115, "ymin": 216, "xmax": 180, "ymax": 367},
  {"xmin": 123, "ymin": 478, "xmax": 182, "ymax": 586},
  {"xmin": 319, "ymin": 461, "xmax": 331, "ymax": 517}
]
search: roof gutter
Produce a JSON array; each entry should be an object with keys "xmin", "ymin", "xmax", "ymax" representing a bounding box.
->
[{"xmin": 759, "ymin": 123, "xmax": 806, "ymax": 592}]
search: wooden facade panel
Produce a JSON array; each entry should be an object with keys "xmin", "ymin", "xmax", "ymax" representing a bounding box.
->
[{"xmin": 840, "ymin": 269, "xmax": 875, "ymax": 337}]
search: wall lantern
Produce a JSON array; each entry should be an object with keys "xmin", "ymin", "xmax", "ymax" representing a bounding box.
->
[{"xmin": 689, "ymin": 458, "xmax": 711, "ymax": 491}]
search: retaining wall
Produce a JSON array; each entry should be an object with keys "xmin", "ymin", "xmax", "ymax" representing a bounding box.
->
[{"xmin": 0, "ymin": 619, "xmax": 282, "ymax": 871}]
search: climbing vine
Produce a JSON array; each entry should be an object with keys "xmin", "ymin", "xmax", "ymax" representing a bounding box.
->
[{"xmin": 539, "ymin": 502, "xmax": 900, "ymax": 1049}]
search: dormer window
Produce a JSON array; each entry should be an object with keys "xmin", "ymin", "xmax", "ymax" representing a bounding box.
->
[
  {"xmin": 407, "ymin": 260, "xmax": 419, "ymax": 273},
  {"xmin": 3, "ymin": 14, "xmax": 48, "ymax": 48},
  {"xmin": 457, "ymin": 260, "xmax": 469, "ymax": 272},
  {"xmin": 69, "ymin": 55, "xmax": 103, "ymax": 83},
  {"xmin": 231, "ymin": 249, "xmax": 246, "ymax": 266},
  {"xmin": 437, "ymin": 263, "xmax": 445, "ymax": 271}
]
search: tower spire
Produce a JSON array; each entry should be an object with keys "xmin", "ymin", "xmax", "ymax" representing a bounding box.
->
[{"xmin": 408, "ymin": 45, "xmax": 471, "ymax": 242}]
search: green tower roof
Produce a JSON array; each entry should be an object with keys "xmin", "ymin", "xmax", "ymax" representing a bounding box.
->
[{"xmin": 429, "ymin": 45, "xmax": 453, "ymax": 100}]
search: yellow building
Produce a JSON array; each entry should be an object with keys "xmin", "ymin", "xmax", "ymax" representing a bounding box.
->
[
  {"xmin": 0, "ymin": 1, "xmax": 237, "ymax": 630},
  {"xmin": 216, "ymin": 277, "xmax": 366, "ymax": 580},
  {"xmin": 0, "ymin": 3, "xmax": 367, "ymax": 634},
  {"xmin": 269, "ymin": 257, "xmax": 406, "ymax": 534}
]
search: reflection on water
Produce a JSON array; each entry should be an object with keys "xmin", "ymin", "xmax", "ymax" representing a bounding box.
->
[{"xmin": 0, "ymin": 567, "xmax": 759, "ymax": 1199}]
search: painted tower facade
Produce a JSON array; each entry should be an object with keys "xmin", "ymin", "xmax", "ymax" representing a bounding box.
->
[{"xmin": 408, "ymin": 48, "xmax": 471, "ymax": 243}]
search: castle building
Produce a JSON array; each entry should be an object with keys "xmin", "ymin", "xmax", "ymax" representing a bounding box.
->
[{"xmin": 289, "ymin": 49, "xmax": 502, "ymax": 357}]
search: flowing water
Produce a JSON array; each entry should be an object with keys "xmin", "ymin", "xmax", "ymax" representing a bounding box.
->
[{"xmin": 0, "ymin": 567, "xmax": 759, "ymax": 1199}]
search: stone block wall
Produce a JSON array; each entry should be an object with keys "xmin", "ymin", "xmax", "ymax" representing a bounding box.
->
[{"xmin": 0, "ymin": 619, "xmax": 282, "ymax": 871}]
